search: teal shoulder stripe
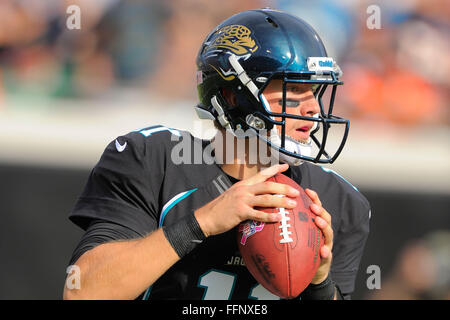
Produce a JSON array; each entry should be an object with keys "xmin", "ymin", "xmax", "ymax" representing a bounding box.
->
[
  {"xmin": 159, "ymin": 188, "xmax": 198, "ymax": 227},
  {"xmin": 320, "ymin": 166, "xmax": 358, "ymax": 192},
  {"xmin": 142, "ymin": 286, "xmax": 152, "ymax": 300},
  {"xmin": 134, "ymin": 125, "xmax": 181, "ymax": 137}
]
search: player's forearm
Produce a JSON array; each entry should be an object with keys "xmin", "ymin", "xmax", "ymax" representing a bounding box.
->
[{"xmin": 63, "ymin": 228, "xmax": 179, "ymax": 300}]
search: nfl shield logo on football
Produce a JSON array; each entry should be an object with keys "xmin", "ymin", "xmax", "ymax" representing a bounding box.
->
[{"xmin": 238, "ymin": 220, "xmax": 265, "ymax": 245}]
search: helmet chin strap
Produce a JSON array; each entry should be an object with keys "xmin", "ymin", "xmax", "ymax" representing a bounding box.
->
[{"xmin": 268, "ymin": 128, "xmax": 312, "ymax": 166}]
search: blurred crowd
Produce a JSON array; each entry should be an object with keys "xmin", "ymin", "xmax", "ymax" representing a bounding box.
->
[
  {"xmin": 0, "ymin": 0, "xmax": 448, "ymax": 127},
  {"xmin": 367, "ymin": 230, "xmax": 450, "ymax": 300}
]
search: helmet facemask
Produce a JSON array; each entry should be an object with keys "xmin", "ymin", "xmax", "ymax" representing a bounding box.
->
[
  {"xmin": 205, "ymin": 54, "xmax": 350, "ymax": 165},
  {"xmin": 255, "ymin": 72, "xmax": 350, "ymax": 165}
]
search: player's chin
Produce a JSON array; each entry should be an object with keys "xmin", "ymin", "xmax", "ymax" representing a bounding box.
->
[{"xmin": 288, "ymin": 132, "xmax": 310, "ymax": 144}]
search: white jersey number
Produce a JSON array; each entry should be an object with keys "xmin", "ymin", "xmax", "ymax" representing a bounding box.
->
[{"xmin": 198, "ymin": 269, "xmax": 280, "ymax": 300}]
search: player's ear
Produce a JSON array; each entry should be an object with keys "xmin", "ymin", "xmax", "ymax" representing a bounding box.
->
[{"xmin": 221, "ymin": 88, "xmax": 237, "ymax": 107}]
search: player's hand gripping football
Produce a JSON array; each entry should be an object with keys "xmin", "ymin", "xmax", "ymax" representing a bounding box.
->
[
  {"xmin": 305, "ymin": 188, "xmax": 334, "ymax": 285},
  {"xmin": 194, "ymin": 164, "xmax": 300, "ymax": 237}
]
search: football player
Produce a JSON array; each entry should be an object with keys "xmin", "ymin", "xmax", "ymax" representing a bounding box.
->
[{"xmin": 64, "ymin": 9, "xmax": 370, "ymax": 300}]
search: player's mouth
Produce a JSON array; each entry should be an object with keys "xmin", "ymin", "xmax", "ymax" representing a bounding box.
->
[{"xmin": 293, "ymin": 125, "xmax": 312, "ymax": 141}]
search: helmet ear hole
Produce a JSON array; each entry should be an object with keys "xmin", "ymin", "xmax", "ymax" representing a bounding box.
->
[{"xmin": 221, "ymin": 88, "xmax": 237, "ymax": 107}]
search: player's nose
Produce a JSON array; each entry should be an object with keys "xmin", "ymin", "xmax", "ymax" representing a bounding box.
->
[{"xmin": 300, "ymin": 93, "xmax": 320, "ymax": 117}]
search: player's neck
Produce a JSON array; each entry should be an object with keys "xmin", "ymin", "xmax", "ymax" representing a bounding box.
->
[
  {"xmin": 213, "ymin": 129, "xmax": 271, "ymax": 180},
  {"xmin": 220, "ymin": 163, "xmax": 267, "ymax": 180}
]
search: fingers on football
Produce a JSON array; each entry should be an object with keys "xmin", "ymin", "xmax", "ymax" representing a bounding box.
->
[
  {"xmin": 310, "ymin": 203, "xmax": 331, "ymax": 225},
  {"xmin": 314, "ymin": 216, "xmax": 334, "ymax": 253},
  {"xmin": 249, "ymin": 181, "xmax": 299, "ymax": 197},
  {"xmin": 244, "ymin": 164, "xmax": 289, "ymax": 185},
  {"xmin": 320, "ymin": 246, "xmax": 332, "ymax": 259},
  {"xmin": 249, "ymin": 194, "xmax": 297, "ymax": 209},
  {"xmin": 305, "ymin": 188, "xmax": 322, "ymax": 207},
  {"xmin": 249, "ymin": 208, "xmax": 281, "ymax": 223}
]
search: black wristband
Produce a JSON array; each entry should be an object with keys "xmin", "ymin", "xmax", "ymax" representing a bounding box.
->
[
  {"xmin": 162, "ymin": 213, "xmax": 206, "ymax": 258},
  {"xmin": 300, "ymin": 275, "xmax": 336, "ymax": 300}
]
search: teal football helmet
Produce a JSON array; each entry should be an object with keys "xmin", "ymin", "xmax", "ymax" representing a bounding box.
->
[{"xmin": 195, "ymin": 9, "xmax": 349, "ymax": 165}]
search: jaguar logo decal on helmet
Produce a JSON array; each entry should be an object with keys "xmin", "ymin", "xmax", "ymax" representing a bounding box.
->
[
  {"xmin": 209, "ymin": 64, "xmax": 236, "ymax": 81},
  {"xmin": 205, "ymin": 25, "xmax": 258, "ymax": 56}
]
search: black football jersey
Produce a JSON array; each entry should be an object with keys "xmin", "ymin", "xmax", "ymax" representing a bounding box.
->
[{"xmin": 69, "ymin": 125, "xmax": 371, "ymax": 300}]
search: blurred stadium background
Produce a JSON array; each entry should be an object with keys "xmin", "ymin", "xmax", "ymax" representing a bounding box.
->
[{"xmin": 0, "ymin": 0, "xmax": 448, "ymax": 299}]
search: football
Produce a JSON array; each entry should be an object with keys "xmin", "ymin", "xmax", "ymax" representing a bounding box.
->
[{"xmin": 237, "ymin": 173, "xmax": 324, "ymax": 299}]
